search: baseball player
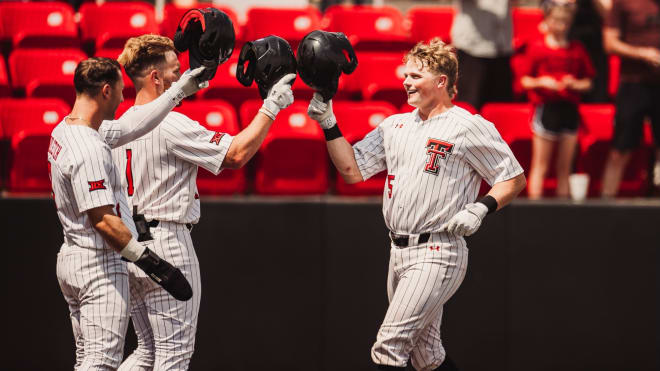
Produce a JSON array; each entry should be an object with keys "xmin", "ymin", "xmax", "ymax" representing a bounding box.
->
[
  {"xmin": 112, "ymin": 34, "xmax": 295, "ymax": 370},
  {"xmin": 49, "ymin": 57, "xmax": 205, "ymax": 370},
  {"xmin": 306, "ymin": 38, "xmax": 526, "ymax": 370}
]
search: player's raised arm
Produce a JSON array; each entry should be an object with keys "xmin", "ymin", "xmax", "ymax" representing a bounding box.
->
[{"xmin": 101, "ymin": 66, "xmax": 208, "ymax": 148}]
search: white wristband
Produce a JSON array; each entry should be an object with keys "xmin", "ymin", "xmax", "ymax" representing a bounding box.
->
[{"xmin": 119, "ymin": 238, "xmax": 146, "ymax": 262}]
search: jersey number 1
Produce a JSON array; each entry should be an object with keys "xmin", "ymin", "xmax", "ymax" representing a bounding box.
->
[{"xmin": 125, "ymin": 149, "xmax": 134, "ymax": 196}]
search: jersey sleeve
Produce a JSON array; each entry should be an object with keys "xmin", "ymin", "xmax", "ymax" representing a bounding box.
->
[
  {"xmin": 353, "ymin": 125, "xmax": 387, "ymax": 180},
  {"xmin": 69, "ymin": 140, "xmax": 116, "ymax": 213},
  {"xmin": 462, "ymin": 118, "xmax": 524, "ymax": 186},
  {"xmin": 162, "ymin": 112, "xmax": 234, "ymax": 175}
]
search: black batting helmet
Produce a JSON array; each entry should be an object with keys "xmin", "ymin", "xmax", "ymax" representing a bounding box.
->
[
  {"xmin": 296, "ymin": 30, "xmax": 358, "ymax": 101},
  {"xmin": 236, "ymin": 35, "xmax": 297, "ymax": 99},
  {"xmin": 173, "ymin": 8, "xmax": 235, "ymax": 82}
]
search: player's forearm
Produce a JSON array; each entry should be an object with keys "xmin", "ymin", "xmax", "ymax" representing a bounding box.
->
[
  {"xmin": 487, "ymin": 173, "xmax": 527, "ymax": 210},
  {"xmin": 223, "ymin": 112, "xmax": 273, "ymax": 169},
  {"xmin": 111, "ymin": 91, "xmax": 177, "ymax": 148},
  {"xmin": 327, "ymin": 137, "xmax": 363, "ymax": 184},
  {"xmin": 91, "ymin": 213, "xmax": 134, "ymax": 253},
  {"xmin": 570, "ymin": 78, "xmax": 593, "ymax": 92}
]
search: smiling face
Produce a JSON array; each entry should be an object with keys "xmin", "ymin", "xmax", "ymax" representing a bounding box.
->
[{"xmin": 402, "ymin": 57, "xmax": 445, "ymax": 109}]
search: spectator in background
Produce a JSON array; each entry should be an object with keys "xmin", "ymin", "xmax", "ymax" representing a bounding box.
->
[
  {"xmin": 568, "ymin": 0, "xmax": 612, "ymax": 102},
  {"xmin": 320, "ymin": 0, "xmax": 372, "ymax": 12},
  {"xmin": 521, "ymin": 0, "xmax": 595, "ymax": 199},
  {"xmin": 451, "ymin": 0, "xmax": 514, "ymax": 110},
  {"xmin": 601, "ymin": 0, "xmax": 660, "ymax": 197}
]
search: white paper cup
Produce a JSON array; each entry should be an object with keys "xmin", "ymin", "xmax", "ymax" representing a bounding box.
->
[{"xmin": 568, "ymin": 173, "xmax": 590, "ymax": 201}]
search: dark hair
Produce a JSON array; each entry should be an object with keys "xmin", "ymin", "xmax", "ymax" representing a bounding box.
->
[{"xmin": 73, "ymin": 57, "xmax": 122, "ymax": 96}]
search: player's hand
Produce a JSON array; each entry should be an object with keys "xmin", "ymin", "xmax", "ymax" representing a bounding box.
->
[
  {"xmin": 167, "ymin": 66, "xmax": 208, "ymax": 103},
  {"xmin": 260, "ymin": 73, "xmax": 296, "ymax": 120},
  {"xmin": 307, "ymin": 92, "xmax": 337, "ymax": 129},
  {"xmin": 639, "ymin": 47, "xmax": 660, "ymax": 68},
  {"xmin": 133, "ymin": 247, "xmax": 193, "ymax": 301},
  {"xmin": 440, "ymin": 202, "xmax": 488, "ymax": 236}
]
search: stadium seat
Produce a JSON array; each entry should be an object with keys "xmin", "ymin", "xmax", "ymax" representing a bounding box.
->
[
  {"xmin": 400, "ymin": 101, "xmax": 478, "ymax": 115},
  {"xmin": 0, "ymin": 55, "xmax": 10, "ymax": 97},
  {"xmin": 95, "ymin": 49, "xmax": 136, "ymax": 99},
  {"xmin": 333, "ymin": 101, "xmax": 396, "ymax": 195},
  {"xmin": 240, "ymin": 100, "xmax": 327, "ymax": 195},
  {"xmin": 9, "ymin": 49, "xmax": 86, "ymax": 107},
  {"xmin": 197, "ymin": 56, "xmax": 261, "ymax": 112},
  {"xmin": 357, "ymin": 52, "xmax": 408, "ymax": 107},
  {"xmin": 0, "ymin": 2, "xmax": 78, "ymax": 48},
  {"xmin": 173, "ymin": 100, "xmax": 246, "ymax": 195},
  {"xmin": 512, "ymin": 7, "xmax": 544, "ymax": 50},
  {"xmin": 406, "ymin": 6, "xmax": 455, "ymax": 44},
  {"xmin": 578, "ymin": 104, "xmax": 651, "ymax": 196},
  {"xmin": 160, "ymin": 3, "xmax": 241, "ymax": 41},
  {"xmin": 322, "ymin": 5, "xmax": 411, "ymax": 51},
  {"xmin": 608, "ymin": 54, "xmax": 619, "ymax": 100},
  {"xmin": 243, "ymin": 7, "xmax": 321, "ymax": 51},
  {"xmin": 79, "ymin": 2, "xmax": 158, "ymax": 52},
  {"xmin": 1, "ymin": 98, "xmax": 69, "ymax": 192}
]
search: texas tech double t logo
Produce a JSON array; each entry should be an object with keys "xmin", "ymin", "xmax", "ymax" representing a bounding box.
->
[{"xmin": 424, "ymin": 138, "xmax": 454, "ymax": 175}]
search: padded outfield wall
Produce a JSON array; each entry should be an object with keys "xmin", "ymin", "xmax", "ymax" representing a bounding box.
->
[{"xmin": 1, "ymin": 197, "xmax": 658, "ymax": 371}]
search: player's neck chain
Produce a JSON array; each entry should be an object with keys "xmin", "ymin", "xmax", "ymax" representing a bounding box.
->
[{"xmin": 65, "ymin": 116, "xmax": 92, "ymax": 125}]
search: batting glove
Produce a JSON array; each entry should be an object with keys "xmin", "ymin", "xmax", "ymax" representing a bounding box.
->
[
  {"xmin": 260, "ymin": 73, "xmax": 296, "ymax": 120},
  {"xmin": 133, "ymin": 247, "xmax": 193, "ymax": 301},
  {"xmin": 307, "ymin": 92, "xmax": 337, "ymax": 129},
  {"xmin": 167, "ymin": 66, "xmax": 208, "ymax": 104},
  {"xmin": 441, "ymin": 202, "xmax": 489, "ymax": 236}
]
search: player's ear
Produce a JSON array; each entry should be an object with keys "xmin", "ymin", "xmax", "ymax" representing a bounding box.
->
[
  {"xmin": 437, "ymin": 75, "xmax": 447, "ymax": 89},
  {"xmin": 101, "ymin": 83, "xmax": 112, "ymax": 99},
  {"xmin": 149, "ymin": 69, "xmax": 161, "ymax": 87}
]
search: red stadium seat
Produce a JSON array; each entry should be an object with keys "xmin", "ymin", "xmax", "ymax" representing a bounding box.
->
[
  {"xmin": 357, "ymin": 52, "xmax": 407, "ymax": 107},
  {"xmin": 1, "ymin": 98, "xmax": 69, "ymax": 192},
  {"xmin": 322, "ymin": 5, "xmax": 411, "ymax": 51},
  {"xmin": 512, "ymin": 7, "xmax": 544, "ymax": 50},
  {"xmin": 333, "ymin": 101, "xmax": 396, "ymax": 195},
  {"xmin": 80, "ymin": 2, "xmax": 158, "ymax": 52},
  {"xmin": 406, "ymin": 6, "xmax": 455, "ymax": 44},
  {"xmin": 0, "ymin": 55, "xmax": 10, "ymax": 97},
  {"xmin": 173, "ymin": 100, "xmax": 246, "ymax": 195},
  {"xmin": 95, "ymin": 48, "xmax": 136, "ymax": 99},
  {"xmin": 243, "ymin": 7, "xmax": 321, "ymax": 51},
  {"xmin": 0, "ymin": 2, "xmax": 78, "ymax": 48},
  {"xmin": 608, "ymin": 54, "xmax": 619, "ymax": 100},
  {"xmin": 161, "ymin": 3, "xmax": 241, "ymax": 41},
  {"xmin": 577, "ymin": 104, "xmax": 651, "ymax": 196},
  {"xmin": 9, "ymin": 49, "xmax": 86, "ymax": 107},
  {"xmin": 240, "ymin": 100, "xmax": 327, "ymax": 195},
  {"xmin": 197, "ymin": 56, "xmax": 261, "ymax": 112}
]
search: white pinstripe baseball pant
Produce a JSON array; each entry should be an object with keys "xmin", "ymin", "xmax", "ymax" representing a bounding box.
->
[
  {"xmin": 371, "ymin": 233, "xmax": 468, "ymax": 370},
  {"xmin": 57, "ymin": 245, "xmax": 131, "ymax": 371},
  {"xmin": 119, "ymin": 221, "xmax": 201, "ymax": 371}
]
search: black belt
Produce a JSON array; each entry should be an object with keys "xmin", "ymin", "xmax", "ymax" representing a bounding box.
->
[
  {"xmin": 389, "ymin": 232, "xmax": 430, "ymax": 248},
  {"xmin": 147, "ymin": 220, "xmax": 193, "ymax": 232}
]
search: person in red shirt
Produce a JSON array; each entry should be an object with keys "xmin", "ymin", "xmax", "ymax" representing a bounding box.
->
[{"xmin": 520, "ymin": 0, "xmax": 595, "ymax": 199}]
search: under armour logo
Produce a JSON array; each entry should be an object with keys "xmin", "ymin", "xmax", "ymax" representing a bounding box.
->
[
  {"xmin": 210, "ymin": 132, "xmax": 225, "ymax": 145},
  {"xmin": 424, "ymin": 138, "xmax": 454, "ymax": 175},
  {"xmin": 88, "ymin": 179, "xmax": 106, "ymax": 192}
]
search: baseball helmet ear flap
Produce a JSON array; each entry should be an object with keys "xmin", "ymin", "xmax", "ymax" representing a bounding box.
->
[
  {"xmin": 334, "ymin": 33, "xmax": 358, "ymax": 74},
  {"xmin": 173, "ymin": 9, "xmax": 204, "ymax": 53},
  {"xmin": 236, "ymin": 35, "xmax": 297, "ymax": 99}
]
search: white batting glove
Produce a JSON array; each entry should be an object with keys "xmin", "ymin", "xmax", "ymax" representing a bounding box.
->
[
  {"xmin": 307, "ymin": 92, "xmax": 337, "ymax": 129},
  {"xmin": 441, "ymin": 202, "xmax": 488, "ymax": 236},
  {"xmin": 167, "ymin": 66, "xmax": 208, "ymax": 104},
  {"xmin": 260, "ymin": 73, "xmax": 296, "ymax": 120}
]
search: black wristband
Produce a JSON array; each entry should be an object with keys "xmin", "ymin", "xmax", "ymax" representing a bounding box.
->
[
  {"xmin": 323, "ymin": 125, "xmax": 342, "ymax": 141},
  {"xmin": 477, "ymin": 195, "xmax": 498, "ymax": 214}
]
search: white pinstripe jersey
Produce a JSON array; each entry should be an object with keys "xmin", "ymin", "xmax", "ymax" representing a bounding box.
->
[
  {"xmin": 353, "ymin": 106, "xmax": 523, "ymax": 234},
  {"xmin": 48, "ymin": 121, "xmax": 137, "ymax": 250},
  {"xmin": 111, "ymin": 109, "xmax": 234, "ymax": 224}
]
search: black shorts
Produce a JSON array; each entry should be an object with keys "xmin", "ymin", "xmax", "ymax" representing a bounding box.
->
[
  {"xmin": 531, "ymin": 101, "xmax": 580, "ymax": 139},
  {"xmin": 612, "ymin": 82, "xmax": 660, "ymax": 151}
]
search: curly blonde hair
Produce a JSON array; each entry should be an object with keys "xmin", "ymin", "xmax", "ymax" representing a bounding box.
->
[
  {"xmin": 118, "ymin": 34, "xmax": 175, "ymax": 80},
  {"xmin": 404, "ymin": 38, "xmax": 459, "ymax": 98}
]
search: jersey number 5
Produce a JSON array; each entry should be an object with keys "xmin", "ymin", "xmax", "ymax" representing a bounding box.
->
[
  {"xmin": 125, "ymin": 149, "xmax": 134, "ymax": 196},
  {"xmin": 387, "ymin": 174, "xmax": 395, "ymax": 199}
]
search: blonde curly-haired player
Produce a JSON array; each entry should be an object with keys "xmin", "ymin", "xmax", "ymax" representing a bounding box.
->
[
  {"xmin": 306, "ymin": 38, "xmax": 527, "ymax": 370},
  {"xmin": 112, "ymin": 34, "xmax": 295, "ymax": 370}
]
